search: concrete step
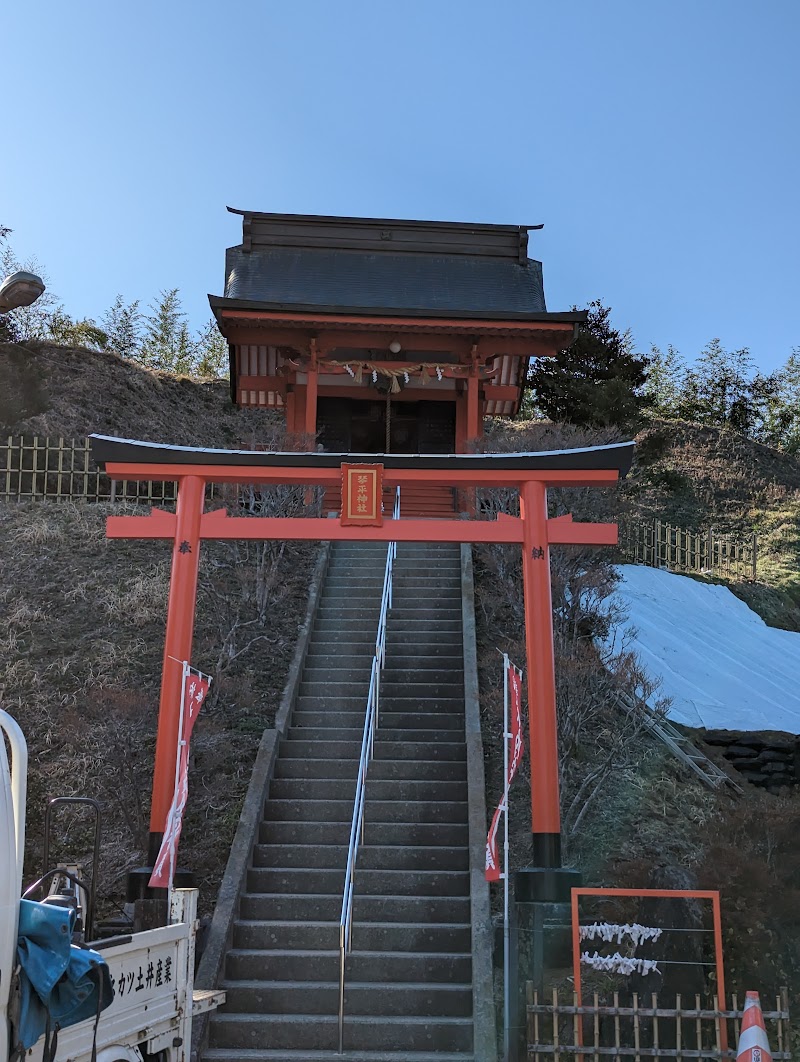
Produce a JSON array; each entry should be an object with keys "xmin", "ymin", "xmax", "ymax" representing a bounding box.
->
[
  {"xmin": 286, "ymin": 727, "xmax": 463, "ymax": 745},
  {"xmin": 390, "ymin": 610, "xmax": 461, "ymax": 620},
  {"xmin": 379, "ymin": 711, "xmax": 464, "ymax": 730},
  {"xmin": 293, "ymin": 694, "xmax": 464, "ymax": 711},
  {"xmin": 302, "ymin": 655, "xmax": 374, "ymax": 672},
  {"xmin": 224, "ymin": 949, "xmax": 471, "ymax": 984},
  {"xmin": 381, "ymin": 668, "xmax": 465, "ymax": 682},
  {"xmin": 300, "ymin": 669, "xmax": 466, "ymax": 687},
  {"xmin": 269, "ymin": 778, "xmax": 467, "ymax": 802},
  {"xmin": 209, "ymin": 1012, "xmax": 473, "ymax": 1053},
  {"xmin": 388, "ymin": 619, "xmax": 462, "ymax": 633},
  {"xmin": 384, "ymin": 641, "xmax": 464, "ymax": 653},
  {"xmin": 302, "ymin": 655, "xmax": 462, "ymax": 672},
  {"xmin": 290, "ymin": 711, "xmax": 371, "ymax": 729},
  {"xmin": 238, "ymin": 893, "xmax": 471, "ymax": 923},
  {"xmin": 298, "ymin": 682, "xmax": 463, "ymax": 700},
  {"xmin": 292, "ymin": 710, "xmax": 464, "ymax": 730},
  {"xmin": 273, "ymin": 758, "xmax": 466, "ymax": 782},
  {"xmin": 246, "ymin": 868, "xmax": 469, "ymax": 897},
  {"xmin": 286, "ymin": 725, "xmax": 364, "ymax": 741},
  {"xmin": 232, "ymin": 920, "xmax": 471, "ymax": 954},
  {"xmin": 282, "ymin": 741, "xmax": 467, "ymax": 763},
  {"xmin": 294, "ymin": 696, "xmax": 372, "ymax": 711},
  {"xmin": 278, "ymin": 741, "xmax": 363, "ymax": 760},
  {"xmin": 376, "ymin": 695, "xmax": 465, "ymax": 711},
  {"xmin": 373, "ymin": 741, "xmax": 467, "ymax": 762},
  {"xmin": 312, "ymin": 620, "xmax": 385, "ymax": 633},
  {"xmin": 220, "ymin": 978, "xmax": 472, "ymax": 1017},
  {"xmin": 262, "ymin": 798, "xmax": 467, "ymax": 824},
  {"xmin": 252, "ymin": 843, "xmax": 469, "ymax": 871},
  {"xmin": 259, "ymin": 821, "xmax": 469, "ymax": 848}
]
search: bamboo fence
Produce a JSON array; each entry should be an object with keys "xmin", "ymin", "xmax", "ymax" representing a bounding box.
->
[
  {"xmin": 527, "ymin": 986, "xmax": 791, "ymax": 1060},
  {"xmin": 618, "ymin": 519, "xmax": 757, "ymax": 581},
  {"xmin": 1, "ymin": 435, "xmax": 179, "ymax": 504}
]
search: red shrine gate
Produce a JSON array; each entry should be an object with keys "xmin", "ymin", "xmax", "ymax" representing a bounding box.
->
[{"xmin": 93, "ymin": 434, "xmax": 633, "ymax": 889}]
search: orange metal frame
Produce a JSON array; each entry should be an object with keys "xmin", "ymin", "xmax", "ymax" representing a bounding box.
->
[
  {"xmin": 571, "ymin": 887, "xmax": 727, "ymax": 1051},
  {"xmin": 104, "ymin": 459, "xmax": 620, "ymax": 868}
]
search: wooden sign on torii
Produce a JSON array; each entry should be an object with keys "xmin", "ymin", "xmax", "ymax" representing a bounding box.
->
[{"xmin": 92, "ymin": 435, "xmax": 634, "ymax": 898}]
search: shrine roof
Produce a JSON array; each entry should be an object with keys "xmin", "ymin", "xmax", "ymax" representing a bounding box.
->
[
  {"xmin": 212, "ymin": 209, "xmax": 571, "ymax": 321},
  {"xmin": 91, "ymin": 435, "xmax": 634, "ymax": 476}
]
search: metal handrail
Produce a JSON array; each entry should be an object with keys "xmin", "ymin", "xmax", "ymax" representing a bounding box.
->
[{"xmin": 338, "ymin": 486, "xmax": 400, "ymax": 1053}]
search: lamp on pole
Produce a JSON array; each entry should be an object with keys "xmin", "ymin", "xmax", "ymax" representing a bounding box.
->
[{"xmin": 0, "ymin": 271, "xmax": 46, "ymax": 314}]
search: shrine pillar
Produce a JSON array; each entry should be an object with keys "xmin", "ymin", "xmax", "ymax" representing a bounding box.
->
[
  {"xmin": 304, "ymin": 371, "xmax": 318, "ymax": 437},
  {"xmin": 466, "ymin": 371, "xmax": 481, "ymax": 443}
]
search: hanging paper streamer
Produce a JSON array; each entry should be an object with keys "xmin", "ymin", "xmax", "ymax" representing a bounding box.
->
[
  {"xmin": 485, "ymin": 797, "xmax": 505, "ymax": 882},
  {"xmin": 581, "ymin": 951, "xmax": 661, "ymax": 977},
  {"xmin": 485, "ymin": 661, "xmax": 524, "ymax": 881},
  {"xmin": 149, "ymin": 666, "xmax": 212, "ymax": 890},
  {"xmin": 579, "ymin": 922, "xmax": 663, "ymax": 947}
]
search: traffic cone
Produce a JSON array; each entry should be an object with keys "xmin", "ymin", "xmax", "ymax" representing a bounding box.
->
[{"xmin": 736, "ymin": 991, "xmax": 773, "ymax": 1062}]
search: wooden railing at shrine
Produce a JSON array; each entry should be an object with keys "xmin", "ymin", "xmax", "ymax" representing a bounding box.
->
[
  {"xmin": 526, "ymin": 986, "xmax": 791, "ymax": 1060},
  {"xmin": 618, "ymin": 519, "xmax": 757, "ymax": 582}
]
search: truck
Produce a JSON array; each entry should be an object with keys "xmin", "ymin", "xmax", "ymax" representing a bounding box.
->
[{"xmin": 1, "ymin": 708, "xmax": 224, "ymax": 1062}]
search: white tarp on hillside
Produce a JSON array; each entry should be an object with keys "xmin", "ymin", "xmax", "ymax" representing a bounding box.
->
[{"xmin": 609, "ymin": 565, "xmax": 800, "ymax": 734}]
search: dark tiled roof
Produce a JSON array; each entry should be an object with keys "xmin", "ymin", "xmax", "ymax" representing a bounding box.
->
[
  {"xmin": 91, "ymin": 434, "xmax": 634, "ymax": 476},
  {"xmin": 221, "ymin": 245, "xmax": 547, "ymax": 317}
]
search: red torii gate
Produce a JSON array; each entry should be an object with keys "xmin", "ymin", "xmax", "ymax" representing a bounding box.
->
[{"xmin": 92, "ymin": 435, "xmax": 634, "ymax": 889}]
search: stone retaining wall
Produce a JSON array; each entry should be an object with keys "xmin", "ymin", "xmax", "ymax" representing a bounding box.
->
[{"xmin": 702, "ymin": 730, "xmax": 800, "ymax": 791}]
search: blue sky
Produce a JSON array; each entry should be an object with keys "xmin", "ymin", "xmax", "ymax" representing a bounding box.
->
[{"xmin": 3, "ymin": 0, "xmax": 798, "ymax": 372}]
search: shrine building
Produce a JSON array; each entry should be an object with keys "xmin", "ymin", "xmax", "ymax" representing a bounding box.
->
[{"xmin": 209, "ymin": 210, "xmax": 585, "ymax": 455}]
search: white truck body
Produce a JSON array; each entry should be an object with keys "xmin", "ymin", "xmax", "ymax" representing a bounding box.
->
[{"xmin": 1, "ymin": 709, "xmax": 223, "ymax": 1062}]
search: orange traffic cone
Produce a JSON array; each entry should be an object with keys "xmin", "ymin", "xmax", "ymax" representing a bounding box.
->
[{"xmin": 736, "ymin": 991, "xmax": 773, "ymax": 1062}]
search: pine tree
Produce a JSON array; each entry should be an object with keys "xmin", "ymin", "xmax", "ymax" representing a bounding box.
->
[{"xmin": 527, "ymin": 301, "xmax": 650, "ymax": 429}]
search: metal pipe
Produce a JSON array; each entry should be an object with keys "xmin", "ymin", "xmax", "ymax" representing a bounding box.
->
[
  {"xmin": 337, "ymin": 488, "xmax": 399, "ymax": 1050},
  {"xmin": 0, "ymin": 709, "xmax": 27, "ymax": 889}
]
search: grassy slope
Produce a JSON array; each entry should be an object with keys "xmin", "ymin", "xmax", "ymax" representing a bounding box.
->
[
  {"xmin": 623, "ymin": 419, "xmax": 800, "ymax": 629},
  {"xmin": 0, "ymin": 342, "xmax": 317, "ymax": 916}
]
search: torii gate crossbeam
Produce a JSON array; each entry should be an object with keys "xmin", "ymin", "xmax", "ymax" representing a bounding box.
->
[{"xmin": 92, "ymin": 435, "xmax": 634, "ymax": 894}]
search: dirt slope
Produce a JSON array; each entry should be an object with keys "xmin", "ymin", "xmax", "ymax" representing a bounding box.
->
[{"xmin": 1, "ymin": 340, "xmax": 271, "ymax": 445}]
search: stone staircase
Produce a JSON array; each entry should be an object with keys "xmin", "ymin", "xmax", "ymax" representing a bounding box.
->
[{"xmin": 205, "ymin": 541, "xmax": 476, "ymax": 1061}]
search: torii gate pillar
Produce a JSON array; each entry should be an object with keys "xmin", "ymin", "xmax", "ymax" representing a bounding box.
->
[{"xmin": 520, "ymin": 480, "xmax": 563, "ymax": 867}]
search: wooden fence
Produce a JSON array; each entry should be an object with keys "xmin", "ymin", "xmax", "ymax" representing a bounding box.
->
[
  {"xmin": 527, "ymin": 987, "xmax": 791, "ymax": 1060},
  {"xmin": 1, "ymin": 436, "xmax": 180, "ymax": 504},
  {"xmin": 618, "ymin": 520, "xmax": 757, "ymax": 581}
]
